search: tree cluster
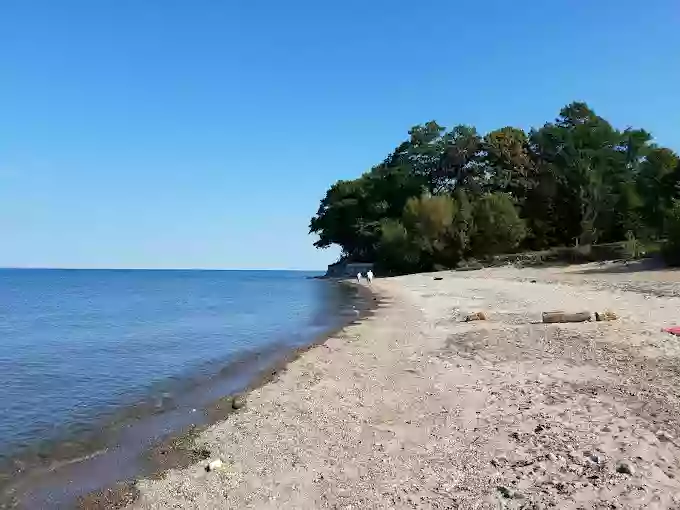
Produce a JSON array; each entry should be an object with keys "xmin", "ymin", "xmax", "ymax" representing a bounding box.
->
[{"xmin": 310, "ymin": 102, "xmax": 680, "ymax": 273}]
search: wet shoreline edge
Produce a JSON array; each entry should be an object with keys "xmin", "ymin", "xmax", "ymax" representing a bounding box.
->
[
  {"xmin": 81, "ymin": 280, "xmax": 381, "ymax": 509},
  {"xmin": 1, "ymin": 280, "xmax": 381, "ymax": 509}
]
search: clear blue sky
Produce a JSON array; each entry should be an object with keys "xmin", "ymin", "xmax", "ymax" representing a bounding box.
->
[{"xmin": 1, "ymin": 1, "xmax": 678, "ymax": 269}]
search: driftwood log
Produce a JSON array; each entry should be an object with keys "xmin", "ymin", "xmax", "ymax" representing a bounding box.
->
[
  {"xmin": 464, "ymin": 311, "xmax": 487, "ymax": 322},
  {"xmin": 542, "ymin": 311, "xmax": 592, "ymax": 323}
]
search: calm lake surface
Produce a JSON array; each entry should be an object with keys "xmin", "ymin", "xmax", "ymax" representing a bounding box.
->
[{"xmin": 0, "ymin": 269, "xmax": 356, "ymax": 464}]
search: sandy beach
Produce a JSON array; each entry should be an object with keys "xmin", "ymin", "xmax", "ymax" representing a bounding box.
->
[{"xmin": 130, "ymin": 262, "xmax": 680, "ymax": 509}]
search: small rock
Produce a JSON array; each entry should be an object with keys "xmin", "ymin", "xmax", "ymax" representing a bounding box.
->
[
  {"xmin": 497, "ymin": 486, "xmax": 512, "ymax": 499},
  {"xmin": 595, "ymin": 310, "xmax": 618, "ymax": 321},
  {"xmin": 616, "ymin": 461, "xmax": 635, "ymax": 475},
  {"xmin": 569, "ymin": 464, "xmax": 583, "ymax": 474},
  {"xmin": 232, "ymin": 395, "xmax": 246, "ymax": 410},
  {"xmin": 589, "ymin": 454, "xmax": 602, "ymax": 464},
  {"xmin": 657, "ymin": 430, "xmax": 673, "ymax": 443},
  {"xmin": 491, "ymin": 456, "xmax": 507, "ymax": 467},
  {"xmin": 206, "ymin": 459, "xmax": 224, "ymax": 472},
  {"xmin": 547, "ymin": 452, "xmax": 558, "ymax": 462},
  {"xmin": 497, "ymin": 485, "xmax": 524, "ymax": 500},
  {"xmin": 602, "ymin": 425, "xmax": 611, "ymax": 432}
]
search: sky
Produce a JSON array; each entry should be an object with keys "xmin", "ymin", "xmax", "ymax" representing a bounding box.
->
[{"xmin": 1, "ymin": 1, "xmax": 679, "ymax": 269}]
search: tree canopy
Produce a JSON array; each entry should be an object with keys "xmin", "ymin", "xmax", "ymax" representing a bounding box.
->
[{"xmin": 310, "ymin": 102, "xmax": 680, "ymax": 273}]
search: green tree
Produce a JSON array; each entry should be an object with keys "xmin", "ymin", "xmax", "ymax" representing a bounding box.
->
[
  {"xmin": 636, "ymin": 147, "xmax": 680, "ymax": 237},
  {"xmin": 375, "ymin": 219, "xmax": 420, "ymax": 274},
  {"xmin": 310, "ymin": 100, "xmax": 677, "ymax": 273},
  {"xmin": 663, "ymin": 200, "xmax": 680, "ymax": 266},
  {"xmin": 375, "ymin": 194, "xmax": 472, "ymax": 274},
  {"xmin": 483, "ymin": 127, "xmax": 535, "ymax": 198},
  {"xmin": 469, "ymin": 193, "xmax": 526, "ymax": 257},
  {"xmin": 309, "ymin": 176, "xmax": 379, "ymax": 261},
  {"xmin": 402, "ymin": 194, "xmax": 457, "ymax": 269},
  {"xmin": 309, "ymin": 162, "xmax": 425, "ymax": 261},
  {"xmin": 529, "ymin": 102, "xmax": 625, "ymax": 245},
  {"xmin": 438, "ymin": 125, "xmax": 484, "ymax": 194},
  {"xmin": 450, "ymin": 189, "xmax": 474, "ymax": 261}
]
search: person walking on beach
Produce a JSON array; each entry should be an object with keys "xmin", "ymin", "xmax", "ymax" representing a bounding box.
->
[
  {"xmin": 356, "ymin": 272, "xmax": 362, "ymax": 283},
  {"xmin": 366, "ymin": 270, "xmax": 373, "ymax": 283}
]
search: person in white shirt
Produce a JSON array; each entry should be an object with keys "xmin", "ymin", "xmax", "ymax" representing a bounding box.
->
[
  {"xmin": 366, "ymin": 270, "xmax": 373, "ymax": 283},
  {"xmin": 356, "ymin": 272, "xmax": 362, "ymax": 283}
]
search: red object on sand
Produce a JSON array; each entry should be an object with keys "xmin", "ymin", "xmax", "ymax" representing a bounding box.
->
[{"xmin": 663, "ymin": 327, "xmax": 680, "ymax": 336}]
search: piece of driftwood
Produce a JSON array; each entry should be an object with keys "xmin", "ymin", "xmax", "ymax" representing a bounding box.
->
[
  {"xmin": 464, "ymin": 311, "xmax": 487, "ymax": 322},
  {"xmin": 542, "ymin": 311, "xmax": 591, "ymax": 323},
  {"xmin": 595, "ymin": 310, "xmax": 618, "ymax": 321}
]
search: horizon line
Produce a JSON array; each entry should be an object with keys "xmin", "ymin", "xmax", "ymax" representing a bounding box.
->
[{"xmin": 0, "ymin": 266, "xmax": 327, "ymax": 272}]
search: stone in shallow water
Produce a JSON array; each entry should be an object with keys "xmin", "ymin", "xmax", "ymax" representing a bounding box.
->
[{"xmin": 232, "ymin": 395, "xmax": 246, "ymax": 410}]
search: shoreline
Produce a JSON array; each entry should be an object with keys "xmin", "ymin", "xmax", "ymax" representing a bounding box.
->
[
  {"xmin": 129, "ymin": 264, "xmax": 680, "ymax": 508},
  {"xmin": 1, "ymin": 280, "xmax": 378, "ymax": 509}
]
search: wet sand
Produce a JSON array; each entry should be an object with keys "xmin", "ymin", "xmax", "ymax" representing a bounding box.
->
[{"xmin": 132, "ymin": 262, "xmax": 680, "ymax": 509}]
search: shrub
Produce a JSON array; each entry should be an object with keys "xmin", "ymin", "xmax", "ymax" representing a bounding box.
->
[
  {"xmin": 374, "ymin": 219, "xmax": 419, "ymax": 275},
  {"xmin": 663, "ymin": 200, "xmax": 680, "ymax": 266},
  {"xmin": 377, "ymin": 194, "xmax": 472, "ymax": 274},
  {"xmin": 623, "ymin": 231, "xmax": 642, "ymax": 259},
  {"xmin": 469, "ymin": 193, "xmax": 526, "ymax": 257}
]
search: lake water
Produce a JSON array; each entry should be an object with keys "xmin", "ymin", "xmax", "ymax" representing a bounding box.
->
[{"xmin": 0, "ymin": 268, "xmax": 362, "ymax": 501}]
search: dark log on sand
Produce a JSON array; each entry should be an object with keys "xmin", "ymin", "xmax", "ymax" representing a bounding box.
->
[{"xmin": 542, "ymin": 311, "xmax": 592, "ymax": 323}]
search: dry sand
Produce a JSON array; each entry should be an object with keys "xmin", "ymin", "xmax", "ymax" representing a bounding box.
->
[{"xmin": 131, "ymin": 262, "xmax": 680, "ymax": 509}]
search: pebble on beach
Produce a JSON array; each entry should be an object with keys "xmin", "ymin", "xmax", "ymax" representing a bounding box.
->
[
  {"xmin": 232, "ymin": 395, "xmax": 246, "ymax": 410},
  {"xmin": 657, "ymin": 430, "xmax": 673, "ymax": 443},
  {"xmin": 595, "ymin": 310, "xmax": 618, "ymax": 321},
  {"xmin": 616, "ymin": 461, "xmax": 635, "ymax": 475},
  {"xmin": 206, "ymin": 459, "xmax": 224, "ymax": 472}
]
